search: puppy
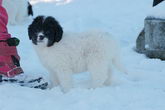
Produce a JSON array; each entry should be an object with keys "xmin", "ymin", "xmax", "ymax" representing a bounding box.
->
[
  {"xmin": 28, "ymin": 16, "xmax": 127, "ymax": 92},
  {"xmin": 2, "ymin": 0, "xmax": 33, "ymax": 25}
]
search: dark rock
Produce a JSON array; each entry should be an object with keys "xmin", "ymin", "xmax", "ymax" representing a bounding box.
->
[
  {"xmin": 145, "ymin": 17, "xmax": 165, "ymax": 50},
  {"xmin": 136, "ymin": 17, "xmax": 165, "ymax": 60},
  {"xmin": 145, "ymin": 49, "xmax": 165, "ymax": 60},
  {"xmin": 136, "ymin": 28, "xmax": 145, "ymax": 53}
]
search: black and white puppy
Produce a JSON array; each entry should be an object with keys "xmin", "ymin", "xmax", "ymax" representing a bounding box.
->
[
  {"xmin": 28, "ymin": 16, "xmax": 127, "ymax": 92},
  {"xmin": 28, "ymin": 16, "xmax": 62, "ymax": 47},
  {"xmin": 2, "ymin": 0, "xmax": 33, "ymax": 25}
]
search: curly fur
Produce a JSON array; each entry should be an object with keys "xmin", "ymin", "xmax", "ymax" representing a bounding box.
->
[{"xmin": 28, "ymin": 16, "xmax": 127, "ymax": 92}]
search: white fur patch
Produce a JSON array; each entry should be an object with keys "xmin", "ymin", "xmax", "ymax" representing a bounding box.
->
[
  {"xmin": 2, "ymin": 0, "xmax": 29, "ymax": 25},
  {"xmin": 36, "ymin": 32, "xmax": 48, "ymax": 47},
  {"xmin": 33, "ymin": 30, "xmax": 127, "ymax": 92},
  {"xmin": 37, "ymin": 32, "xmax": 44, "ymax": 40}
]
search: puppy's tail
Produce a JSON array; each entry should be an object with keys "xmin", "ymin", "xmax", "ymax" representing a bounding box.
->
[{"xmin": 112, "ymin": 56, "xmax": 128, "ymax": 74}]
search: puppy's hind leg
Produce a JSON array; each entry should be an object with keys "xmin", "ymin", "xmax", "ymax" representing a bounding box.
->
[
  {"xmin": 112, "ymin": 55, "xmax": 128, "ymax": 74},
  {"xmin": 104, "ymin": 64, "xmax": 113, "ymax": 86},
  {"xmin": 88, "ymin": 60, "xmax": 108, "ymax": 89},
  {"xmin": 8, "ymin": 10, "xmax": 17, "ymax": 25},
  {"xmin": 16, "ymin": 13, "xmax": 25, "ymax": 24}
]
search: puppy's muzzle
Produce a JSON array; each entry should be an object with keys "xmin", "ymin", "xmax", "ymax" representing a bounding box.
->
[{"xmin": 39, "ymin": 35, "xmax": 44, "ymax": 41}]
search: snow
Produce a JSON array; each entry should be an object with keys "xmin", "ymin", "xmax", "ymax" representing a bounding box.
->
[
  {"xmin": 148, "ymin": 1, "xmax": 165, "ymax": 19},
  {"xmin": 1, "ymin": 0, "xmax": 165, "ymax": 110}
]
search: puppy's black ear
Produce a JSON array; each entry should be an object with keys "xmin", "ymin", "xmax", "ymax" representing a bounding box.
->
[
  {"xmin": 45, "ymin": 17, "xmax": 63, "ymax": 47},
  {"xmin": 28, "ymin": 16, "xmax": 44, "ymax": 40},
  {"xmin": 54, "ymin": 22, "xmax": 63, "ymax": 42},
  {"xmin": 47, "ymin": 40, "xmax": 55, "ymax": 47},
  {"xmin": 47, "ymin": 16, "xmax": 63, "ymax": 42},
  {"xmin": 28, "ymin": 25, "xmax": 32, "ymax": 40},
  {"xmin": 47, "ymin": 23, "xmax": 63, "ymax": 47}
]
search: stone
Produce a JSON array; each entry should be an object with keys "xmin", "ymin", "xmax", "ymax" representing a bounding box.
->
[
  {"xmin": 136, "ymin": 17, "xmax": 165, "ymax": 60},
  {"xmin": 136, "ymin": 28, "xmax": 145, "ymax": 53},
  {"xmin": 145, "ymin": 17, "xmax": 165, "ymax": 50}
]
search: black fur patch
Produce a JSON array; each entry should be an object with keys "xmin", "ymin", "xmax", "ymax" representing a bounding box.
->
[
  {"xmin": 28, "ymin": 16, "xmax": 63, "ymax": 47},
  {"xmin": 28, "ymin": 2, "xmax": 33, "ymax": 16}
]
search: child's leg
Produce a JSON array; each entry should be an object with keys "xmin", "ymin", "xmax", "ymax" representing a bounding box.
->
[
  {"xmin": 0, "ymin": 1, "xmax": 11, "ymax": 40},
  {"xmin": 0, "ymin": 2, "xmax": 23, "ymax": 77}
]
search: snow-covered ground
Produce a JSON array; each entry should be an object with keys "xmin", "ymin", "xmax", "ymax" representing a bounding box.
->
[
  {"xmin": 1, "ymin": 0, "xmax": 165, "ymax": 110},
  {"xmin": 148, "ymin": 1, "xmax": 165, "ymax": 18}
]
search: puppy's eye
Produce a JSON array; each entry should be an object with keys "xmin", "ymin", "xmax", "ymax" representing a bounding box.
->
[{"xmin": 39, "ymin": 35, "xmax": 44, "ymax": 40}]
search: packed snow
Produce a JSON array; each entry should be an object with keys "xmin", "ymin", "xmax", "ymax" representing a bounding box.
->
[
  {"xmin": 1, "ymin": 0, "xmax": 165, "ymax": 110},
  {"xmin": 148, "ymin": 1, "xmax": 165, "ymax": 19}
]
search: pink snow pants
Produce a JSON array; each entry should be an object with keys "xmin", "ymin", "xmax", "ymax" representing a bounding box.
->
[
  {"xmin": 0, "ymin": 0, "xmax": 11, "ymax": 40},
  {"xmin": 0, "ymin": 0, "xmax": 23, "ymax": 77}
]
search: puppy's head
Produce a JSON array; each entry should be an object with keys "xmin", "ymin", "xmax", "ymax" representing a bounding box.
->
[{"xmin": 28, "ymin": 16, "xmax": 63, "ymax": 47}]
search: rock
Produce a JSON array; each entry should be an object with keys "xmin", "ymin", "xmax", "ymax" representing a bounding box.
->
[
  {"xmin": 145, "ymin": 17, "xmax": 165, "ymax": 50},
  {"xmin": 136, "ymin": 17, "xmax": 165, "ymax": 60},
  {"xmin": 136, "ymin": 28, "xmax": 145, "ymax": 53},
  {"xmin": 145, "ymin": 49, "xmax": 165, "ymax": 60}
]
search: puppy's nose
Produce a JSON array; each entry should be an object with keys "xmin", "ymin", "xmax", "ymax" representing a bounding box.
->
[{"xmin": 39, "ymin": 35, "xmax": 44, "ymax": 40}]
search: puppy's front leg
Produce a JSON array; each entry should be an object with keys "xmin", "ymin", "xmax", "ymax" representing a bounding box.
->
[
  {"xmin": 49, "ymin": 72, "xmax": 60, "ymax": 87},
  {"xmin": 56, "ymin": 70, "xmax": 73, "ymax": 93}
]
